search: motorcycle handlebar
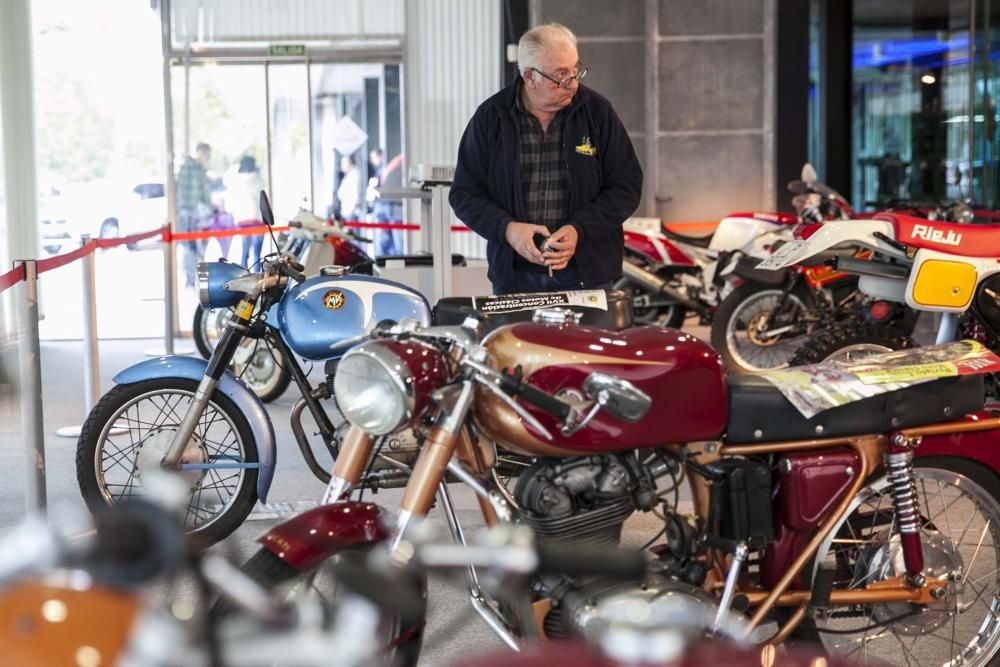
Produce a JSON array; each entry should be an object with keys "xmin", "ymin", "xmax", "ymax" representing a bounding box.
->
[{"xmin": 496, "ymin": 368, "xmax": 573, "ymax": 422}]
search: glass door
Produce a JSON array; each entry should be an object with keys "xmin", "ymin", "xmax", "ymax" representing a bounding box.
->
[{"xmin": 973, "ymin": 1, "xmax": 1000, "ymax": 209}]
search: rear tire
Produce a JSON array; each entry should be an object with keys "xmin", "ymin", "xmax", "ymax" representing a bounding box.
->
[
  {"xmin": 710, "ymin": 282, "xmax": 811, "ymax": 374},
  {"xmin": 793, "ymin": 458, "xmax": 1000, "ymax": 666},
  {"xmin": 614, "ymin": 275, "xmax": 687, "ymax": 329},
  {"xmin": 789, "ymin": 324, "xmax": 915, "ymax": 366}
]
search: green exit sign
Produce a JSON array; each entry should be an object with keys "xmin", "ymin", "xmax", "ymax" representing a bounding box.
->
[{"xmin": 269, "ymin": 44, "xmax": 306, "ymax": 57}]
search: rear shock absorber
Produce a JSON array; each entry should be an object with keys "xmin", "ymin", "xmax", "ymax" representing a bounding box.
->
[{"xmin": 885, "ymin": 450, "xmax": 925, "ymax": 579}]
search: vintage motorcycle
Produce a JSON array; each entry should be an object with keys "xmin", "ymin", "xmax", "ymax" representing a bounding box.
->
[
  {"xmin": 191, "ymin": 209, "xmax": 376, "ymax": 402},
  {"xmin": 76, "ymin": 193, "xmax": 433, "ymax": 547},
  {"xmin": 761, "ymin": 211, "xmax": 1000, "ymax": 370},
  {"xmin": 614, "ymin": 164, "xmax": 854, "ymax": 333},
  {"xmin": 237, "ymin": 309, "xmax": 1000, "ymax": 666}
]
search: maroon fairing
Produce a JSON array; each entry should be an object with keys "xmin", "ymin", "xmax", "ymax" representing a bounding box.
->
[
  {"xmin": 257, "ymin": 502, "xmax": 389, "ymax": 571},
  {"xmin": 451, "ymin": 638, "xmax": 842, "ymax": 667},
  {"xmin": 912, "ymin": 410, "xmax": 1000, "ymax": 469},
  {"xmin": 330, "ymin": 236, "xmax": 371, "ymax": 267},
  {"xmin": 512, "ymin": 324, "xmax": 728, "ymax": 450}
]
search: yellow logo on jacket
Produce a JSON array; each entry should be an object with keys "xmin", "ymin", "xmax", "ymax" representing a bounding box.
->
[{"xmin": 575, "ymin": 136, "xmax": 597, "ymax": 157}]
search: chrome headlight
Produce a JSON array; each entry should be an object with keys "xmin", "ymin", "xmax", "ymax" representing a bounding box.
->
[
  {"xmin": 197, "ymin": 261, "xmax": 249, "ymax": 309},
  {"xmin": 334, "ymin": 341, "xmax": 413, "ymax": 435}
]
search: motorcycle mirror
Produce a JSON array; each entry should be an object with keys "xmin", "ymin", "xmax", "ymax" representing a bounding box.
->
[
  {"xmin": 583, "ymin": 373, "xmax": 651, "ymax": 423},
  {"xmin": 801, "ymin": 162, "xmax": 818, "ymax": 183},
  {"xmin": 787, "ymin": 180, "xmax": 808, "ymax": 194},
  {"xmin": 259, "ymin": 190, "xmax": 275, "ymax": 226}
]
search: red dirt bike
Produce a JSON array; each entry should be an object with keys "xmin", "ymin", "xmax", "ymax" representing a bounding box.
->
[{"xmin": 230, "ymin": 302, "xmax": 1000, "ymax": 666}]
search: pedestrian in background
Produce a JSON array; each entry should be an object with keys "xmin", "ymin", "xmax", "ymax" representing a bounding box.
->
[
  {"xmin": 225, "ymin": 155, "xmax": 267, "ymax": 268},
  {"xmin": 176, "ymin": 142, "xmax": 212, "ymax": 287}
]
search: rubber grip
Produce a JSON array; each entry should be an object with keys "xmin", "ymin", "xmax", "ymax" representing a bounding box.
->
[
  {"xmin": 499, "ymin": 372, "xmax": 572, "ymax": 421},
  {"xmin": 536, "ymin": 542, "xmax": 646, "ymax": 580}
]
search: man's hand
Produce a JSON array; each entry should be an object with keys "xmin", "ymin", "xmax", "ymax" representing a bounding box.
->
[
  {"xmin": 505, "ymin": 221, "xmax": 549, "ymax": 265},
  {"xmin": 541, "ymin": 225, "xmax": 578, "ymax": 271}
]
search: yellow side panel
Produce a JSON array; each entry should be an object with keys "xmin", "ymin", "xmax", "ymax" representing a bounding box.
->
[{"xmin": 911, "ymin": 259, "xmax": 977, "ymax": 308}]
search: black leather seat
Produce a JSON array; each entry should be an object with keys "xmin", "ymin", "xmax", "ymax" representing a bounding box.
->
[
  {"xmin": 725, "ymin": 373, "xmax": 985, "ymax": 443},
  {"xmin": 375, "ymin": 253, "xmax": 467, "ymax": 267},
  {"xmin": 433, "ymin": 289, "xmax": 633, "ymax": 331},
  {"xmin": 662, "ymin": 227, "xmax": 714, "ymax": 248}
]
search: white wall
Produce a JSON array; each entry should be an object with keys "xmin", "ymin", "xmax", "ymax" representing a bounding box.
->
[
  {"xmin": 404, "ymin": 0, "xmax": 499, "ymax": 259},
  {"xmin": 170, "ymin": 0, "xmax": 404, "ymax": 44}
]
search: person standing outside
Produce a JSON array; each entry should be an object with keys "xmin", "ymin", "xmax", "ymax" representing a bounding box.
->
[
  {"xmin": 366, "ymin": 147, "xmax": 404, "ymax": 256},
  {"xmin": 336, "ymin": 155, "xmax": 361, "ymax": 221},
  {"xmin": 450, "ymin": 23, "xmax": 642, "ymax": 294},
  {"xmin": 176, "ymin": 142, "xmax": 212, "ymax": 287},
  {"xmin": 224, "ymin": 155, "xmax": 267, "ymax": 268}
]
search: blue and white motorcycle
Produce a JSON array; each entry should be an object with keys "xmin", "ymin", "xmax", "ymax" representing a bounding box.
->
[{"xmin": 76, "ymin": 193, "xmax": 430, "ymax": 547}]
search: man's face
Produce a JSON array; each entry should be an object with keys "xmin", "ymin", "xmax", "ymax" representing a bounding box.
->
[
  {"xmin": 525, "ymin": 45, "xmax": 580, "ymax": 112},
  {"xmin": 196, "ymin": 147, "xmax": 211, "ymax": 164}
]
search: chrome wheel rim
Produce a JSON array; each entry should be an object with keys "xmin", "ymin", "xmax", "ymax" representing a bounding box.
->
[
  {"xmin": 232, "ymin": 340, "xmax": 283, "ymax": 397},
  {"xmin": 812, "ymin": 467, "xmax": 1000, "ymax": 666},
  {"xmin": 724, "ymin": 289, "xmax": 807, "ymax": 371},
  {"xmin": 95, "ymin": 388, "xmax": 249, "ymax": 533}
]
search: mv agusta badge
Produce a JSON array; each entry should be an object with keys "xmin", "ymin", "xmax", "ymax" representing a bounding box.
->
[{"xmin": 323, "ymin": 290, "xmax": 346, "ymax": 310}]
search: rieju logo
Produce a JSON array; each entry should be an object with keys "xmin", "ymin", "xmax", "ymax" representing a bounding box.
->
[{"xmin": 911, "ymin": 224, "xmax": 963, "ymax": 246}]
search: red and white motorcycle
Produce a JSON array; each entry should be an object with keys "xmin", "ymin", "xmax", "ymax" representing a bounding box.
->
[
  {"xmin": 756, "ymin": 211, "xmax": 1000, "ymax": 366},
  {"xmin": 616, "ymin": 164, "xmax": 853, "ymax": 331}
]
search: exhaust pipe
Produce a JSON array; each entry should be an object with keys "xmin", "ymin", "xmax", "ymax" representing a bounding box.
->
[{"xmin": 621, "ymin": 262, "xmax": 705, "ymax": 314}]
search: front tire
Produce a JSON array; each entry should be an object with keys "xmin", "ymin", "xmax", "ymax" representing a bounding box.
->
[
  {"xmin": 76, "ymin": 378, "xmax": 259, "ymax": 548},
  {"xmin": 789, "ymin": 324, "xmax": 915, "ymax": 366},
  {"xmin": 710, "ymin": 282, "xmax": 811, "ymax": 374},
  {"xmin": 227, "ymin": 546, "xmax": 425, "ymax": 666},
  {"xmin": 796, "ymin": 458, "xmax": 1000, "ymax": 666}
]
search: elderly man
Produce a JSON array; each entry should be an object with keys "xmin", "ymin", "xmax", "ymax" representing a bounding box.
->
[{"xmin": 450, "ymin": 23, "xmax": 642, "ymax": 295}]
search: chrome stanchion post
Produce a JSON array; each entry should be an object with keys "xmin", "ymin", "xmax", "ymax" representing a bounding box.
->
[
  {"xmin": 56, "ymin": 236, "xmax": 101, "ymax": 439},
  {"xmin": 163, "ymin": 231, "xmax": 175, "ymax": 355},
  {"xmin": 144, "ymin": 230, "xmax": 192, "ymax": 357},
  {"xmin": 14, "ymin": 259, "xmax": 46, "ymax": 514}
]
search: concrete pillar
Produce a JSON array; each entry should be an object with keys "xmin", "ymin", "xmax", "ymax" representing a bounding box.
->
[
  {"xmin": 0, "ymin": 0, "xmax": 38, "ymax": 340},
  {"xmin": 0, "ymin": 0, "xmax": 39, "ymax": 265}
]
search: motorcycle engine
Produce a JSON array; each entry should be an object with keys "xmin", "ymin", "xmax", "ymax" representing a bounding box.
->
[{"xmin": 514, "ymin": 456, "xmax": 637, "ymax": 547}]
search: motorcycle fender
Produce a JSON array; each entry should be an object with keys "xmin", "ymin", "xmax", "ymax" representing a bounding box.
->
[
  {"xmin": 256, "ymin": 502, "xmax": 390, "ymax": 571},
  {"xmin": 112, "ymin": 356, "xmax": 277, "ymax": 503},
  {"xmin": 913, "ymin": 414, "xmax": 1000, "ymax": 476},
  {"xmin": 731, "ymin": 256, "xmax": 786, "ymax": 286}
]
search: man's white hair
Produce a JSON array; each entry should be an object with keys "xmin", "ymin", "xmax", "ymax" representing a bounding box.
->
[{"xmin": 517, "ymin": 23, "xmax": 578, "ymax": 77}]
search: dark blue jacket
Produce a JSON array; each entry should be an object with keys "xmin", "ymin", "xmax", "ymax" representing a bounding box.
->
[{"xmin": 449, "ymin": 78, "xmax": 643, "ymax": 292}]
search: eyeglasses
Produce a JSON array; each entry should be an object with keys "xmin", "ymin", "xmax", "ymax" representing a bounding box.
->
[{"xmin": 529, "ymin": 62, "xmax": 588, "ymax": 89}]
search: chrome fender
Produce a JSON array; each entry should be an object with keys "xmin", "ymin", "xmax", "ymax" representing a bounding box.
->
[
  {"xmin": 113, "ymin": 356, "xmax": 277, "ymax": 502},
  {"xmin": 256, "ymin": 501, "xmax": 389, "ymax": 571}
]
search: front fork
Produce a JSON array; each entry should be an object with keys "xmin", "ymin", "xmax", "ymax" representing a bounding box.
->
[
  {"xmin": 320, "ymin": 379, "xmax": 478, "ymax": 548},
  {"xmin": 162, "ymin": 299, "xmax": 256, "ymax": 467}
]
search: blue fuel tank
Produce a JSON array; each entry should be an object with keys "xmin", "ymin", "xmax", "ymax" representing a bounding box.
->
[{"xmin": 277, "ymin": 275, "xmax": 431, "ymax": 360}]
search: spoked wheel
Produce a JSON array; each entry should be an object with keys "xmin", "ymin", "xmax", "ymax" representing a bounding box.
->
[
  {"xmin": 613, "ymin": 275, "xmax": 687, "ymax": 329},
  {"xmin": 231, "ymin": 339, "xmax": 291, "ymax": 403},
  {"xmin": 193, "ymin": 305, "xmax": 233, "ymax": 359},
  {"xmin": 799, "ymin": 459, "xmax": 1000, "ymax": 665},
  {"xmin": 76, "ymin": 378, "xmax": 259, "ymax": 548},
  {"xmin": 789, "ymin": 324, "xmax": 915, "ymax": 366},
  {"xmin": 225, "ymin": 546, "xmax": 425, "ymax": 666},
  {"xmin": 710, "ymin": 283, "xmax": 810, "ymax": 373}
]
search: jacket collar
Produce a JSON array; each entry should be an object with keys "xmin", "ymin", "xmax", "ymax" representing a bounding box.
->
[{"xmin": 492, "ymin": 76, "xmax": 589, "ymax": 117}]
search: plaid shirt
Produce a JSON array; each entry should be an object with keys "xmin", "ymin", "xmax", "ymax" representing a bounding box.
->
[
  {"xmin": 515, "ymin": 95, "xmax": 568, "ymax": 232},
  {"xmin": 176, "ymin": 157, "xmax": 209, "ymax": 211}
]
